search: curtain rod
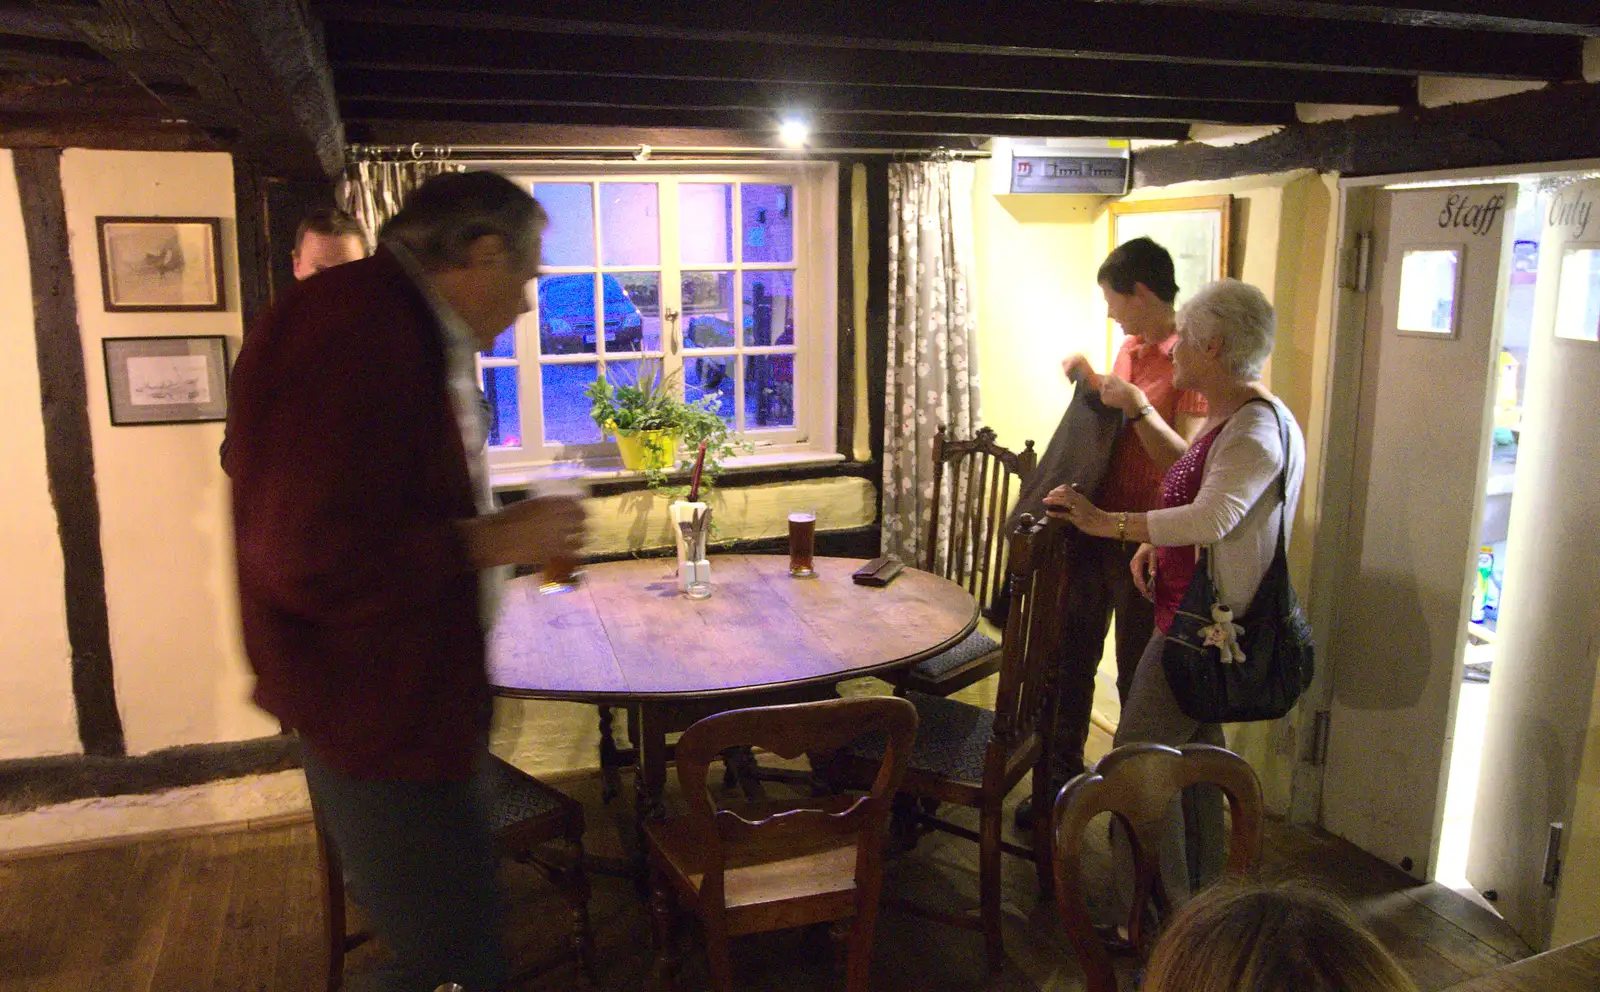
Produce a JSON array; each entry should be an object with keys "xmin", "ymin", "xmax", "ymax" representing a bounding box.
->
[{"xmin": 347, "ymin": 142, "xmax": 990, "ymax": 161}]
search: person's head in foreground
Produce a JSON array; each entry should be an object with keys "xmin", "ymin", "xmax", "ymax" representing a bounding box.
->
[
  {"xmin": 290, "ymin": 207, "xmax": 368, "ymax": 280},
  {"xmin": 1141, "ymin": 882, "xmax": 1420, "ymax": 992},
  {"xmin": 1171, "ymin": 277, "xmax": 1276, "ymax": 393},
  {"xmin": 380, "ymin": 170, "xmax": 548, "ymax": 350}
]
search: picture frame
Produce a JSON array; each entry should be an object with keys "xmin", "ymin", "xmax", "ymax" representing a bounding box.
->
[
  {"xmin": 102, "ymin": 335, "xmax": 230, "ymax": 426},
  {"xmin": 96, "ymin": 216, "xmax": 226, "ymax": 312},
  {"xmin": 1108, "ymin": 195, "xmax": 1232, "ymax": 308}
]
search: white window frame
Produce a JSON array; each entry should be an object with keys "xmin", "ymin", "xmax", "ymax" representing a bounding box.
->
[{"xmin": 474, "ymin": 161, "xmax": 838, "ymax": 478}]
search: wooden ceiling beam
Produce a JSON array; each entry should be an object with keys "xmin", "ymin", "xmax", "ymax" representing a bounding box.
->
[
  {"xmin": 334, "ymin": 68, "xmax": 1295, "ymax": 126},
  {"xmin": 324, "ymin": 24, "xmax": 1417, "ymax": 106},
  {"xmin": 1086, "ymin": 2, "xmax": 1600, "ymax": 37},
  {"xmin": 33, "ymin": 0, "xmax": 344, "ymax": 179},
  {"xmin": 0, "ymin": 112, "xmax": 215, "ymax": 150},
  {"xmin": 343, "ymin": 100, "xmax": 1193, "ymax": 140},
  {"xmin": 314, "ymin": 2, "xmax": 1582, "ymax": 80}
]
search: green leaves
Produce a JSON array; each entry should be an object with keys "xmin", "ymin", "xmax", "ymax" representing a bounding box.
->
[{"xmin": 581, "ymin": 358, "xmax": 751, "ymax": 491}]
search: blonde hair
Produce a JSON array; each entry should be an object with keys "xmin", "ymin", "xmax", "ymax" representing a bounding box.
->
[{"xmin": 1141, "ymin": 883, "xmax": 1419, "ymax": 992}]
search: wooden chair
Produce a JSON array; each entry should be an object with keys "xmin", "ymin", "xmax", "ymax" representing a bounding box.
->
[
  {"xmin": 646, "ymin": 696, "xmax": 919, "ymax": 992},
  {"xmin": 902, "ymin": 424, "xmax": 1037, "ymax": 697},
  {"xmin": 314, "ymin": 754, "xmax": 594, "ymax": 991},
  {"xmin": 823, "ymin": 514, "xmax": 1069, "ymax": 973},
  {"xmin": 1050, "ymin": 742, "xmax": 1265, "ymax": 992}
]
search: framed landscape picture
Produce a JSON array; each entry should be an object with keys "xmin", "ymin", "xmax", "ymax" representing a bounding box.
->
[
  {"xmin": 102, "ymin": 335, "xmax": 230, "ymax": 426},
  {"xmin": 96, "ymin": 216, "xmax": 226, "ymax": 312}
]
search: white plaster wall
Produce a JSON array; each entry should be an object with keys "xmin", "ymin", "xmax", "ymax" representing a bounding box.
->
[
  {"xmin": 0, "ymin": 149, "xmax": 79, "ymax": 759},
  {"xmin": 58, "ymin": 150, "xmax": 276, "ymax": 755}
]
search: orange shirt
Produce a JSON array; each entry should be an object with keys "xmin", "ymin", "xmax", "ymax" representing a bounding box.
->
[{"xmin": 1097, "ymin": 333, "xmax": 1208, "ymax": 512}]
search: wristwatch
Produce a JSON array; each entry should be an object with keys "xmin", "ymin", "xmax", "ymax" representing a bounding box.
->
[{"xmin": 1129, "ymin": 403, "xmax": 1156, "ymax": 422}]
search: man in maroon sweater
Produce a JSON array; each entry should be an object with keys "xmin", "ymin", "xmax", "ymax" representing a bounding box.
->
[{"xmin": 226, "ymin": 172, "xmax": 581, "ymax": 991}]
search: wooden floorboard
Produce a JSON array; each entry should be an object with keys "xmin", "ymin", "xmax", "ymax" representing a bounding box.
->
[{"xmin": 0, "ymin": 766, "xmax": 1536, "ymax": 992}]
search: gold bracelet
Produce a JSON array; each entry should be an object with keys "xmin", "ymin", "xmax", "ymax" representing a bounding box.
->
[{"xmin": 1117, "ymin": 512, "xmax": 1128, "ymax": 541}]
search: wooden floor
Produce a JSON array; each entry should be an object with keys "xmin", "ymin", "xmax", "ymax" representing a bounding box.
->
[{"xmin": 0, "ymin": 764, "xmax": 1531, "ymax": 992}]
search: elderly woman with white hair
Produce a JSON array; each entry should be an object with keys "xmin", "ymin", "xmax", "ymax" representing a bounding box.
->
[{"xmin": 1044, "ymin": 277, "xmax": 1306, "ymax": 894}]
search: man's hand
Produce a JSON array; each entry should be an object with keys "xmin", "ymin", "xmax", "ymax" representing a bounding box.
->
[
  {"xmin": 459, "ymin": 496, "xmax": 586, "ymax": 569},
  {"xmin": 1130, "ymin": 543, "xmax": 1157, "ymax": 601},
  {"xmin": 1062, "ymin": 354, "xmax": 1104, "ymax": 391},
  {"xmin": 1099, "ymin": 374, "xmax": 1147, "ymax": 417}
]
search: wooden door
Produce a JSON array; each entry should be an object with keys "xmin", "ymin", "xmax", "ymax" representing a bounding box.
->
[
  {"xmin": 1321, "ymin": 184, "xmax": 1515, "ymax": 878},
  {"xmin": 1467, "ymin": 177, "xmax": 1600, "ymax": 949}
]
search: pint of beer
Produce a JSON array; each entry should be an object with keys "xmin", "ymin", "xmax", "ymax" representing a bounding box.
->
[{"xmin": 788, "ymin": 511, "xmax": 816, "ymax": 577}]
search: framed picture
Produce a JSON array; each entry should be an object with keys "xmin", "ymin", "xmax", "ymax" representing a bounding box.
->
[
  {"xmin": 1108, "ymin": 195, "xmax": 1232, "ymax": 308},
  {"xmin": 102, "ymin": 336, "xmax": 230, "ymax": 426},
  {"xmin": 96, "ymin": 216, "xmax": 226, "ymax": 312}
]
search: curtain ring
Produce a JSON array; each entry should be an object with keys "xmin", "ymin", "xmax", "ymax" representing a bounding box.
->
[{"xmin": 410, "ymin": 142, "xmax": 424, "ymax": 160}]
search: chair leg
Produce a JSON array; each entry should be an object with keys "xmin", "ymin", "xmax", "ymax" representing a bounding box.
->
[
  {"xmin": 315, "ymin": 818, "xmax": 347, "ymax": 992},
  {"xmin": 979, "ymin": 804, "xmax": 1006, "ymax": 974},
  {"xmin": 559, "ymin": 838, "xmax": 595, "ymax": 982},
  {"xmin": 703, "ymin": 920, "xmax": 736, "ymax": 992},
  {"xmin": 650, "ymin": 867, "xmax": 681, "ymax": 992}
]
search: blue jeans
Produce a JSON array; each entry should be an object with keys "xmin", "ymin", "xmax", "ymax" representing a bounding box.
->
[{"xmin": 302, "ymin": 745, "xmax": 508, "ymax": 992}]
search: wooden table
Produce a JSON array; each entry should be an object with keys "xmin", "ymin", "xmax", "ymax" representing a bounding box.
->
[
  {"xmin": 1442, "ymin": 936, "xmax": 1600, "ymax": 992},
  {"xmin": 488, "ymin": 554, "xmax": 977, "ymax": 836}
]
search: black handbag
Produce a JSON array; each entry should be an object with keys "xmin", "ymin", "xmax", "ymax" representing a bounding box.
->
[{"xmin": 1161, "ymin": 400, "xmax": 1315, "ymax": 723}]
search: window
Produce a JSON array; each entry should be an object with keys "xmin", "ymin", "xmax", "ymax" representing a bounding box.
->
[{"xmin": 476, "ymin": 165, "xmax": 838, "ymax": 474}]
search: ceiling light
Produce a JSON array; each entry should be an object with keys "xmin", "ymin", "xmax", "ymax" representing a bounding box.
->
[{"xmin": 778, "ymin": 117, "xmax": 810, "ymax": 148}]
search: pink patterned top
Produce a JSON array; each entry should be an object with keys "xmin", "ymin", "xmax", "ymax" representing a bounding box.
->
[{"xmin": 1153, "ymin": 421, "xmax": 1227, "ymax": 632}]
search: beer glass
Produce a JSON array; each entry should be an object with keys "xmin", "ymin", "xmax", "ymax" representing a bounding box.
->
[
  {"xmin": 788, "ymin": 511, "xmax": 816, "ymax": 577},
  {"xmin": 530, "ymin": 465, "xmax": 588, "ymax": 595}
]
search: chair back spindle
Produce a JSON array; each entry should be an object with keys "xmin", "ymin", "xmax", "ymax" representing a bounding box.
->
[
  {"xmin": 926, "ymin": 425, "xmax": 1037, "ymax": 615},
  {"xmin": 989, "ymin": 515, "xmax": 1071, "ymax": 750}
]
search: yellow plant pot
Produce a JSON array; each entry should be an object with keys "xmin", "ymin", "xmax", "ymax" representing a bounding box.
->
[{"xmin": 613, "ymin": 428, "xmax": 678, "ymax": 471}]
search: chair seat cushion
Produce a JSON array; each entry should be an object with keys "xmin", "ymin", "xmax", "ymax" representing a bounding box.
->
[
  {"xmin": 910, "ymin": 629, "xmax": 1000, "ymax": 681},
  {"xmin": 480, "ymin": 755, "xmax": 570, "ymax": 833},
  {"xmin": 841, "ymin": 691, "xmax": 994, "ymax": 785}
]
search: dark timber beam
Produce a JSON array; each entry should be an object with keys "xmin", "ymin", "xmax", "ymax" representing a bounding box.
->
[
  {"xmin": 0, "ymin": 736, "xmax": 301, "ymax": 813},
  {"xmin": 324, "ymin": 24, "xmax": 1418, "ymax": 106},
  {"xmin": 13, "ymin": 148, "xmax": 126, "ymax": 758},
  {"xmin": 346, "ymin": 119, "xmax": 994, "ymax": 152},
  {"xmin": 344, "ymin": 101, "xmax": 1193, "ymax": 140},
  {"xmin": 1085, "ymin": 2, "xmax": 1600, "ymax": 37},
  {"xmin": 316, "ymin": 1, "xmax": 1583, "ymax": 80},
  {"xmin": 334, "ymin": 68, "xmax": 1296, "ymax": 126},
  {"xmin": 35, "ymin": 0, "xmax": 344, "ymax": 179},
  {"xmin": 1133, "ymin": 79, "xmax": 1600, "ymax": 186},
  {"xmin": 0, "ymin": 113, "xmax": 214, "ymax": 151}
]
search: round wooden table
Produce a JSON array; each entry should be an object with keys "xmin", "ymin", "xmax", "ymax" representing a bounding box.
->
[{"xmin": 488, "ymin": 554, "xmax": 978, "ymax": 835}]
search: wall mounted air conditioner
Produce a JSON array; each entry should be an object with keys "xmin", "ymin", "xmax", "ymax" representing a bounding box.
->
[{"xmin": 990, "ymin": 138, "xmax": 1130, "ymax": 196}]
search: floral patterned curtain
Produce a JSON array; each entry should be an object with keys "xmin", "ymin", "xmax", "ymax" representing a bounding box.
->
[
  {"xmin": 337, "ymin": 156, "xmax": 464, "ymax": 247},
  {"xmin": 881, "ymin": 159, "xmax": 982, "ymax": 566}
]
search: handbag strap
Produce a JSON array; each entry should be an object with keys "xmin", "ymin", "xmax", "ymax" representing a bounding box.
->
[{"xmin": 1239, "ymin": 396, "xmax": 1294, "ymax": 558}]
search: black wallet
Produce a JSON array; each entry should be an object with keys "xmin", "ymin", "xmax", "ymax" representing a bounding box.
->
[{"xmin": 852, "ymin": 556, "xmax": 904, "ymax": 587}]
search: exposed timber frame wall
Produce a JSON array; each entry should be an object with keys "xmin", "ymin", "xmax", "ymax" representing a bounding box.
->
[
  {"xmin": 13, "ymin": 148, "xmax": 124, "ymax": 757},
  {"xmin": 1135, "ymin": 80, "xmax": 1600, "ymax": 188}
]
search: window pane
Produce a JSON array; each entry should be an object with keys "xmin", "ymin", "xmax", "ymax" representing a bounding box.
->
[
  {"xmin": 604, "ymin": 273, "xmax": 656, "ymax": 353},
  {"xmin": 679, "ymin": 183, "xmax": 733, "ymax": 264},
  {"xmin": 539, "ymin": 274, "xmax": 597, "ymax": 355},
  {"xmin": 685, "ymin": 355, "xmax": 735, "ymax": 425},
  {"xmin": 1396, "ymin": 249, "xmax": 1460, "ymax": 335},
  {"xmin": 1554, "ymin": 247, "xmax": 1600, "ymax": 342},
  {"xmin": 600, "ymin": 183, "xmax": 659, "ymax": 266},
  {"xmin": 745, "ymin": 354, "xmax": 796, "ymax": 428},
  {"xmin": 682, "ymin": 271, "xmax": 735, "ymax": 350},
  {"xmin": 742, "ymin": 271, "xmax": 795, "ymax": 346},
  {"xmin": 483, "ymin": 366, "xmax": 520, "ymax": 447},
  {"xmin": 481, "ymin": 325, "xmax": 515, "ymax": 359},
  {"xmin": 741, "ymin": 184, "xmax": 794, "ymax": 263},
  {"xmin": 541, "ymin": 363, "xmax": 602, "ymax": 444},
  {"xmin": 532, "ymin": 183, "xmax": 594, "ymax": 267}
]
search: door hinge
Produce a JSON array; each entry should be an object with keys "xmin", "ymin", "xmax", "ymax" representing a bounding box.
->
[
  {"xmin": 1542, "ymin": 822, "xmax": 1565, "ymax": 887},
  {"xmin": 1351, "ymin": 231, "xmax": 1374, "ymax": 293},
  {"xmin": 1310, "ymin": 709, "xmax": 1332, "ymax": 766}
]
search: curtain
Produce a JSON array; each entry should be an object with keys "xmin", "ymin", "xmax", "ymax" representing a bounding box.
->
[
  {"xmin": 337, "ymin": 157, "xmax": 464, "ymax": 246},
  {"xmin": 881, "ymin": 159, "xmax": 982, "ymax": 566}
]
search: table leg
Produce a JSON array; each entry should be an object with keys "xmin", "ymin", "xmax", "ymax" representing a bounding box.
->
[{"xmin": 634, "ymin": 702, "xmax": 670, "ymax": 854}]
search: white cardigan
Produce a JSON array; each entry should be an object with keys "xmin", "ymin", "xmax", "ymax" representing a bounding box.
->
[{"xmin": 1146, "ymin": 399, "xmax": 1306, "ymax": 613}]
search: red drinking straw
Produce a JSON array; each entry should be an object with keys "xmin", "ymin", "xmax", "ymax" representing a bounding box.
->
[{"xmin": 686, "ymin": 440, "xmax": 709, "ymax": 503}]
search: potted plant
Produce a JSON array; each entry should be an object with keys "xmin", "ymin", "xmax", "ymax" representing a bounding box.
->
[{"xmin": 582, "ymin": 361, "xmax": 749, "ymax": 485}]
